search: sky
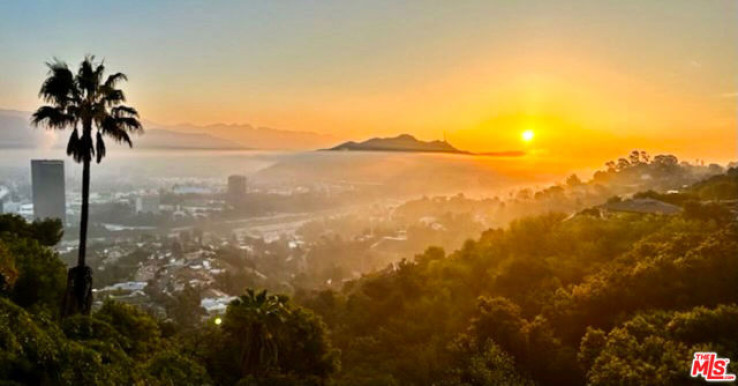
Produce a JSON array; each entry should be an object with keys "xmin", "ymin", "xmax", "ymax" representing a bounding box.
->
[{"xmin": 1, "ymin": 0, "xmax": 736, "ymax": 164}]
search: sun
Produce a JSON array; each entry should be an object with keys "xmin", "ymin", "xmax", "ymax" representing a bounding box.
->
[{"xmin": 522, "ymin": 129, "xmax": 535, "ymax": 142}]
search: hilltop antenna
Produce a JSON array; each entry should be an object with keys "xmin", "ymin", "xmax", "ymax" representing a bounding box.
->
[{"xmin": 443, "ymin": 131, "xmax": 447, "ymax": 143}]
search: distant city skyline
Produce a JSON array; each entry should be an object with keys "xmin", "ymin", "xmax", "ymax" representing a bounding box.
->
[{"xmin": 1, "ymin": 1, "xmax": 736, "ymax": 164}]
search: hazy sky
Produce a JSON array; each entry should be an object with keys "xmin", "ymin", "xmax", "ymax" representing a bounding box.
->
[{"xmin": 1, "ymin": 1, "xmax": 736, "ymax": 162}]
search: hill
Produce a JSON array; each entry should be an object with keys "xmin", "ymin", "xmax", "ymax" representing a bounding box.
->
[
  {"xmin": 297, "ymin": 168, "xmax": 738, "ymax": 385},
  {"xmin": 0, "ymin": 167, "xmax": 736, "ymax": 385},
  {"xmin": 326, "ymin": 134, "xmax": 526, "ymax": 156},
  {"xmin": 327, "ymin": 134, "xmax": 467, "ymax": 154}
]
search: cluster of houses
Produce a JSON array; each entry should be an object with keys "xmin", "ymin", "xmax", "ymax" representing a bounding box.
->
[{"xmin": 93, "ymin": 242, "xmax": 240, "ymax": 318}]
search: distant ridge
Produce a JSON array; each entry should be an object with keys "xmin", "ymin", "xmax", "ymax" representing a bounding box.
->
[
  {"xmin": 0, "ymin": 109, "xmax": 332, "ymax": 150},
  {"xmin": 135, "ymin": 129, "xmax": 245, "ymax": 149},
  {"xmin": 150, "ymin": 122, "xmax": 337, "ymax": 150},
  {"xmin": 327, "ymin": 134, "xmax": 465, "ymax": 154},
  {"xmin": 326, "ymin": 134, "xmax": 524, "ymax": 156}
]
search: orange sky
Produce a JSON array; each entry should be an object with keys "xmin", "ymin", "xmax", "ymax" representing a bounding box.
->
[{"xmin": 1, "ymin": 1, "xmax": 736, "ymax": 166}]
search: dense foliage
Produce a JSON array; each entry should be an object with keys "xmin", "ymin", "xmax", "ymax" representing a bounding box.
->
[
  {"xmin": 1, "ymin": 167, "xmax": 736, "ymax": 385},
  {"xmin": 296, "ymin": 169, "xmax": 737, "ymax": 385},
  {"xmin": 0, "ymin": 215, "xmax": 337, "ymax": 385}
]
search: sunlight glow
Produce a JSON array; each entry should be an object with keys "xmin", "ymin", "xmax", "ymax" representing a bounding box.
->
[{"xmin": 522, "ymin": 129, "xmax": 535, "ymax": 143}]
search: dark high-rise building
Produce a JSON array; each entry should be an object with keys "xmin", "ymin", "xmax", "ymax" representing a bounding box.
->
[
  {"xmin": 227, "ymin": 175, "xmax": 247, "ymax": 206},
  {"xmin": 31, "ymin": 160, "xmax": 66, "ymax": 223}
]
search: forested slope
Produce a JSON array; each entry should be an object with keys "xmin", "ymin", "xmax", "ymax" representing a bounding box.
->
[{"xmin": 1, "ymin": 168, "xmax": 736, "ymax": 385}]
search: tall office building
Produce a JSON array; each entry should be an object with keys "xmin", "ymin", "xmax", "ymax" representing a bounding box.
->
[
  {"xmin": 31, "ymin": 160, "xmax": 66, "ymax": 223},
  {"xmin": 227, "ymin": 175, "xmax": 247, "ymax": 206},
  {"xmin": 135, "ymin": 194, "xmax": 161, "ymax": 214}
]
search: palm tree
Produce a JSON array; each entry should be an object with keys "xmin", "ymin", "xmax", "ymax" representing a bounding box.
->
[
  {"xmin": 223, "ymin": 289, "xmax": 291, "ymax": 377},
  {"xmin": 31, "ymin": 56, "xmax": 142, "ymax": 316}
]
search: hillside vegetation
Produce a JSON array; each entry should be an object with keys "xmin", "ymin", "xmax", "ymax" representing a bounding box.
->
[{"xmin": 1, "ymin": 167, "xmax": 736, "ymax": 385}]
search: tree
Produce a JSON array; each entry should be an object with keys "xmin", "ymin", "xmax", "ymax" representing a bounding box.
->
[
  {"xmin": 166, "ymin": 283, "xmax": 205, "ymax": 328},
  {"xmin": 220, "ymin": 290, "xmax": 291, "ymax": 379},
  {"xmin": 580, "ymin": 306, "xmax": 738, "ymax": 386},
  {"xmin": 466, "ymin": 297, "xmax": 582, "ymax": 385},
  {"xmin": 466, "ymin": 297, "xmax": 525, "ymax": 359},
  {"xmin": 616, "ymin": 158, "xmax": 631, "ymax": 171},
  {"xmin": 0, "ymin": 298, "xmax": 64, "ymax": 384},
  {"xmin": 31, "ymin": 56, "xmax": 142, "ymax": 316},
  {"xmin": 629, "ymin": 150, "xmax": 641, "ymax": 165},
  {"xmin": 0, "ymin": 242, "xmax": 17, "ymax": 292},
  {"xmin": 4, "ymin": 236, "xmax": 66, "ymax": 313},
  {"xmin": 652, "ymin": 154, "xmax": 678, "ymax": 167},
  {"xmin": 445, "ymin": 340, "xmax": 535, "ymax": 386},
  {"xmin": 93, "ymin": 300, "xmax": 162, "ymax": 359},
  {"xmin": 0, "ymin": 214, "xmax": 63, "ymax": 247},
  {"xmin": 212, "ymin": 289, "xmax": 339, "ymax": 384},
  {"xmin": 566, "ymin": 174, "xmax": 583, "ymax": 187},
  {"xmin": 0, "ymin": 215, "xmax": 66, "ymax": 312},
  {"xmin": 144, "ymin": 351, "xmax": 211, "ymax": 385},
  {"xmin": 605, "ymin": 160, "xmax": 616, "ymax": 172}
]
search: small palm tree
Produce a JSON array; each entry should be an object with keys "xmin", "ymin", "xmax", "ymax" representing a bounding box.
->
[
  {"xmin": 224, "ymin": 289, "xmax": 291, "ymax": 377},
  {"xmin": 31, "ymin": 56, "xmax": 142, "ymax": 316}
]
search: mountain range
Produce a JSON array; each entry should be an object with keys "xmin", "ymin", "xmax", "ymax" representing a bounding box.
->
[
  {"xmin": 1, "ymin": 109, "xmax": 522, "ymax": 155},
  {"xmin": 145, "ymin": 121, "xmax": 336, "ymax": 150},
  {"xmin": 0, "ymin": 109, "xmax": 336, "ymax": 150}
]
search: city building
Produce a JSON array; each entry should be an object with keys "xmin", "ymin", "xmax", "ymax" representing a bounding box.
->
[
  {"xmin": 136, "ymin": 194, "xmax": 161, "ymax": 214},
  {"xmin": 31, "ymin": 159, "xmax": 66, "ymax": 223},
  {"xmin": 227, "ymin": 174, "xmax": 247, "ymax": 206}
]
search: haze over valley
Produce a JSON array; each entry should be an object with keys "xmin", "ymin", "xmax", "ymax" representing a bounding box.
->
[{"xmin": 0, "ymin": 1, "xmax": 736, "ymax": 385}]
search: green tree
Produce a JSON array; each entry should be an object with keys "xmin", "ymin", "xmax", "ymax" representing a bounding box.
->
[
  {"xmin": 583, "ymin": 312, "xmax": 690, "ymax": 386},
  {"xmin": 6, "ymin": 238, "xmax": 66, "ymax": 313},
  {"xmin": 0, "ymin": 298, "xmax": 63, "ymax": 384},
  {"xmin": 93, "ymin": 300, "xmax": 162, "ymax": 359},
  {"xmin": 0, "ymin": 238, "xmax": 66, "ymax": 313},
  {"xmin": 222, "ymin": 290, "xmax": 290, "ymax": 379},
  {"xmin": 165, "ymin": 283, "xmax": 205, "ymax": 329},
  {"xmin": 0, "ymin": 241, "xmax": 18, "ymax": 292},
  {"xmin": 0, "ymin": 215, "xmax": 66, "ymax": 312},
  {"xmin": 144, "ymin": 350, "xmax": 211, "ymax": 386},
  {"xmin": 212, "ymin": 289, "xmax": 339, "ymax": 385},
  {"xmin": 0, "ymin": 214, "xmax": 63, "ymax": 247},
  {"xmin": 31, "ymin": 56, "xmax": 142, "ymax": 316},
  {"xmin": 466, "ymin": 297, "xmax": 582, "ymax": 385},
  {"xmin": 581, "ymin": 305, "xmax": 738, "ymax": 386},
  {"xmin": 445, "ymin": 340, "xmax": 535, "ymax": 386}
]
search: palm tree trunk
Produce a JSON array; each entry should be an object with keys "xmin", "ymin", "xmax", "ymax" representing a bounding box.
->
[
  {"xmin": 62, "ymin": 141, "xmax": 93, "ymax": 316},
  {"xmin": 78, "ymin": 157, "xmax": 90, "ymax": 267}
]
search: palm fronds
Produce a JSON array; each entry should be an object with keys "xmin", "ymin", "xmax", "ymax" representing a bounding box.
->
[{"xmin": 31, "ymin": 56, "xmax": 142, "ymax": 164}]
